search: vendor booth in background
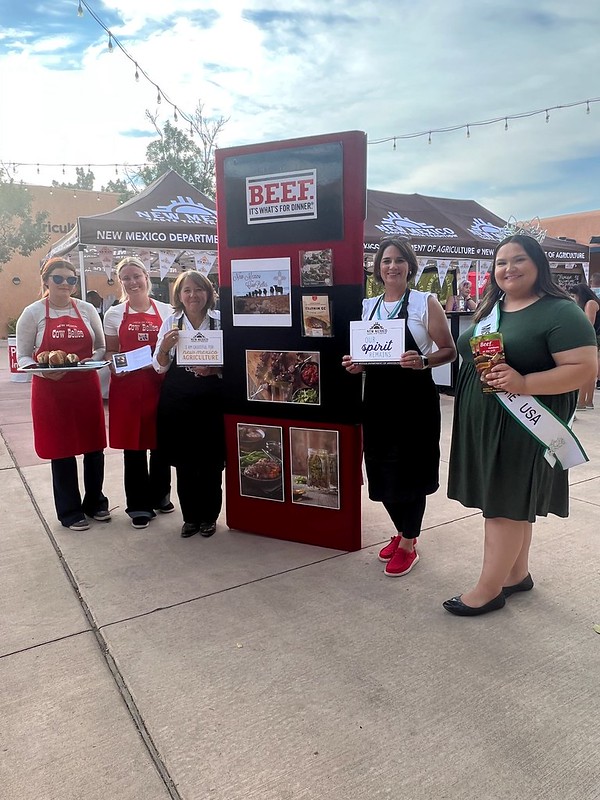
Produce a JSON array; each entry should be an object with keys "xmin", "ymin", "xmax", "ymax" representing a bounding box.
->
[
  {"xmin": 363, "ymin": 190, "xmax": 590, "ymax": 302},
  {"xmin": 45, "ymin": 170, "xmax": 219, "ymax": 303}
]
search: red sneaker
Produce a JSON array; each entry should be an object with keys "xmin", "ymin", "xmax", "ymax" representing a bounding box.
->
[
  {"xmin": 378, "ymin": 535, "xmax": 402, "ymax": 562},
  {"xmin": 384, "ymin": 547, "xmax": 419, "ymax": 577}
]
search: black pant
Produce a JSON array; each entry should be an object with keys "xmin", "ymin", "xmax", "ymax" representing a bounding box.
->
[
  {"xmin": 123, "ymin": 449, "xmax": 171, "ymax": 519},
  {"xmin": 175, "ymin": 461, "xmax": 223, "ymax": 525},
  {"xmin": 383, "ymin": 495, "xmax": 427, "ymax": 539},
  {"xmin": 51, "ymin": 451, "xmax": 108, "ymax": 527}
]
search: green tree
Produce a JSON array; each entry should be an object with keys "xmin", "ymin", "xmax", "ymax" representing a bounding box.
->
[
  {"xmin": 101, "ymin": 177, "xmax": 136, "ymax": 204},
  {"xmin": 0, "ymin": 168, "xmax": 50, "ymax": 267},
  {"xmin": 52, "ymin": 166, "xmax": 95, "ymax": 190},
  {"xmin": 138, "ymin": 102, "xmax": 228, "ymax": 197}
]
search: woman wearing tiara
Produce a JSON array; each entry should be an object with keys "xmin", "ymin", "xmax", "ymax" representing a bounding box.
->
[
  {"xmin": 342, "ymin": 237, "xmax": 456, "ymax": 577},
  {"xmin": 445, "ymin": 235, "xmax": 597, "ymax": 616}
]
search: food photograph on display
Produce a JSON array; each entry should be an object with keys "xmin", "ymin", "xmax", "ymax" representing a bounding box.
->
[
  {"xmin": 237, "ymin": 424, "xmax": 284, "ymax": 502},
  {"xmin": 300, "ymin": 248, "xmax": 334, "ymax": 287},
  {"xmin": 246, "ymin": 351, "xmax": 320, "ymax": 405},
  {"xmin": 301, "ymin": 294, "xmax": 332, "ymax": 337},
  {"xmin": 231, "ymin": 257, "xmax": 292, "ymax": 326},
  {"xmin": 290, "ymin": 428, "xmax": 340, "ymax": 510}
]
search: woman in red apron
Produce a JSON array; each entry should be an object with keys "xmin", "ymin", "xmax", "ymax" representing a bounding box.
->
[
  {"xmin": 15, "ymin": 258, "xmax": 109, "ymax": 531},
  {"xmin": 104, "ymin": 258, "xmax": 173, "ymax": 529}
]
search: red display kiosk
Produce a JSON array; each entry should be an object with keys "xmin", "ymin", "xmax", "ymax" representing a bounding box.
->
[{"xmin": 215, "ymin": 131, "xmax": 367, "ymax": 551}]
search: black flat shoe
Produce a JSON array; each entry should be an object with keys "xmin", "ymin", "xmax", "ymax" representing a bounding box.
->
[
  {"xmin": 502, "ymin": 573, "xmax": 534, "ymax": 597},
  {"xmin": 181, "ymin": 522, "xmax": 200, "ymax": 538},
  {"xmin": 443, "ymin": 592, "xmax": 506, "ymax": 617},
  {"xmin": 198, "ymin": 521, "xmax": 217, "ymax": 537}
]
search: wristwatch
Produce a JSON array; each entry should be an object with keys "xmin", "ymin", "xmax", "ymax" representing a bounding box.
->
[{"xmin": 420, "ymin": 355, "xmax": 430, "ymax": 369}]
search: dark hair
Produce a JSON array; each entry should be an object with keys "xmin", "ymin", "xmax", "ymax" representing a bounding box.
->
[
  {"xmin": 473, "ymin": 235, "xmax": 571, "ymax": 322},
  {"xmin": 569, "ymin": 282, "xmax": 600, "ymax": 310},
  {"xmin": 172, "ymin": 270, "xmax": 215, "ymax": 313},
  {"xmin": 373, "ymin": 237, "xmax": 418, "ymax": 283}
]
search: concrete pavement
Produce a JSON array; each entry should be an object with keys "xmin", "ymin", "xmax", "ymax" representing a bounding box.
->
[{"xmin": 1, "ymin": 340, "xmax": 599, "ymax": 800}]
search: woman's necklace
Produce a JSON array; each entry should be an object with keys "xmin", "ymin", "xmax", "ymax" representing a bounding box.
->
[{"xmin": 378, "ymin": 293, "xmax": 405, "ymax": 319}]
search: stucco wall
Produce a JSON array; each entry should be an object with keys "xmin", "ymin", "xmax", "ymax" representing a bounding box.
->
[{"xmin": 1, "ymin": 184, "xmax": 120, "ymax": 337}]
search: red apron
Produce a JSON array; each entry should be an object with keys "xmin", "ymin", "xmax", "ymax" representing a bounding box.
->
[
  {"xmin": 31, "ymin": 300, "xmax": 106, "ymax": 460},
  {"xmin": 108, "ymin": 300, "xmax": 165, "ymax": 450}
]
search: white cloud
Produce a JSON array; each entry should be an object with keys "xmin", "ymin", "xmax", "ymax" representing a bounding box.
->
[{"xmin": 2, "ymin": 0, "xmax": 600, "ymax": 218}]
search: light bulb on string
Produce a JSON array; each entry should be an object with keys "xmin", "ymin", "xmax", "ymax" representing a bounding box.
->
[
  {"xmin": 36, "ymin": 164, "xmax": 40, "ymax": 175},
  {"xmin": 108, "ymin": 33, "xmax": 113, "ymax": 53},
  {"xmin": 504, "ymin": 118, "xmax": 509, "ymax": 131},
  {"xmin": 115, "ymin": 164, "xmax": 118, "ymax": 176},
  {"xmin": 428, "ymin": 131, "xmax": 432, "ymax": 145},
  {"xmin": 545, "ymin": 109, "xmax": 550, "ymax": 123},
  {"xmin": 466, "ymin": 125, "xmax": 470, "ymax": 139},
  {"xmin": 62, "ymin": 164, "xmax": 65, "ymax": 175},
  {"xmin": 77, "ymin": 0, "xmax": 84, "ymax": 17},
  {"xmin": 173, "ymin": 106, "xmax": 178, "ymax": 122},
  {"xmin": 189, "ymin": 123, "xmax": 194, "ymax": 137},
  {"xmin": 157, "ymin": 88, "xmax": 162, "ymax": 104},
  {"xmin": 134, "ymin": 63, "xmax": 139, "ymax": 82},
  {"xmin": 392, "ymin": 137, "xmax": 396, "ymax": 151},
  {"xmin": 587, "ymin": 101, "xmax": 591, "ymax": 115}
]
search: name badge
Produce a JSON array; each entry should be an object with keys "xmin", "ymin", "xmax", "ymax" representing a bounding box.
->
[
  {"xmin": 176, "ymin": 329, "xmax": 224, "ymax": 366},
  {"xmin": 349, "ymin": 319, "xmax": 405, "ymax": 364}
]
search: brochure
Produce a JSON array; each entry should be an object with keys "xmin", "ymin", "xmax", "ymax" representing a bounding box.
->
[
  {"xmin": 301, "ymin": 294, "xmax": 332, "ymax": 337},
  {"xmin": 112, "ymin": 345, "xmax": 153, "ymax": 373}
]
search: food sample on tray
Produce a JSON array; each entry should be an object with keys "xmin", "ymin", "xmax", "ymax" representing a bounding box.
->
[{"xmin": 469, "ymin": 333, "xmax": 505, "ymax": 393}]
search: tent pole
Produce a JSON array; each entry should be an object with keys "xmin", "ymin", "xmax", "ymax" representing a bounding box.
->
[{"xmin": 78, "ymin": 245, "xmax": 87, "ymax": 298}]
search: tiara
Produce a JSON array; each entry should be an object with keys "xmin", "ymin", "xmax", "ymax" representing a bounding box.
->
[{"xmin": 502, "ymin": 215, "xmax": 547, "ymax": 244}]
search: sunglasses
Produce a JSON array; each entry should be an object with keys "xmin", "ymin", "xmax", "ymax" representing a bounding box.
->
[{"xmin": 50, "ymin": 275, "xmax": 78, "ymax": 285}]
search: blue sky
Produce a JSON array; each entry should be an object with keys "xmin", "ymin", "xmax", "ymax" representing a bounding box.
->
[{"xmin": 1, "ymin": 0, "xmax": 600, "ymax": 221}]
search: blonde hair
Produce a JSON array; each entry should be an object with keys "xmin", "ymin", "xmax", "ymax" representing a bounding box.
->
[
  {"xmin": 115, "ymin": 256, "xmax": 151, "ymax": 301},
  {"xmin": 40, "ymin": 257, "xmax": 76, "ymax": 297}
]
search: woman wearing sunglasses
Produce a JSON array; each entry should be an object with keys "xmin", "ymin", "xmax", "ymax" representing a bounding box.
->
[
  {"xmin": 103, "ymin": 257, "xmax": 174, "ymax": 529},
  {"xmin": 16, "ymin": 257, "xmax": 110, "ymax": 531}
]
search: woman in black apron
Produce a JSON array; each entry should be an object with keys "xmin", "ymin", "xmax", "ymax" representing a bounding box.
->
[
  {"xmin": 343, "ymin": 238, "xmax": 456, "ymax": 577},
  {"xmin": 154, "ymin": 271, "xmax": 224, "ymax": 538}
]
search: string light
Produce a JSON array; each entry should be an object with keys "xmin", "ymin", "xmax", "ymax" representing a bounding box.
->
[
  {"xmin": 75, "ymin": 0, "xmax": 202, "ymax": 139},
  {"xmin": 466, "ymin": 125, "xmax": 470, "ymax": 139},
  {"xmin": 587, "ymin": 101, "xmax": 591, "ymax": 115},
  {"xmin": 392, "ymin": 137, "xmax": 396, "ymax": 151},
  {"xmin": 369, "ymin": 96, "xmax": 600, "ymax": 146},
  {"xmin": 174, "ymin": 106, "xmax": 178, "ymax": 122}
]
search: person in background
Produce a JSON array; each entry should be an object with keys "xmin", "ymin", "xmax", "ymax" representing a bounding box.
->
[
  {"xmin": 16, "ymin": 258, "xmax": 110, "ymax": 531},
  {"xmin": 590, "ymin": 272, "xmax": 600, "ymax": 299},
  {"xmin": 446, "ymin": 235, "xmax": 597, "ymax": 616},
  {"xmin": 445, "ymin": 279, "xmax": 477, "ymax": 312},
  {"xmin": 104, "ymin": 257, "xmax": 174, "ymax": 529},
  {"xmin": 568, "ymin": 282, "xmax": 600, "ymax": 409},
  {"xmin": 86, "ymin": 290, "xmax": 104, "ymax": 321},
  {"xmin": 153, "ymin": 271, "xmax": 224, "ymax": 539},
  {"xmin": 342, "ymin": 237, "xmax": 456, "ymax": 577}
]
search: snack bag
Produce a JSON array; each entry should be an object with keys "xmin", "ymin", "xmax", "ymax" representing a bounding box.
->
[{"xmin": 469, "ymin": 332, "xmax": 505, "ymax": 393}]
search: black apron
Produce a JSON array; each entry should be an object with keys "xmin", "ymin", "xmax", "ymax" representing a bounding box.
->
[
  {"xmin": 362, "ymin": 291, "xmax": 441, "ymax": 502},
  {"xmin": 156, "ymin": 315, "xmax": 225, "ymax": 468}
]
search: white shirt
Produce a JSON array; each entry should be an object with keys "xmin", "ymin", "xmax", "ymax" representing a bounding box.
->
[
  {"xmin": 16, "ymin": 299, "xmax": 105, "ymax": 368},
  {"xmin": 103, "ymin": 299, "xmax": 173, "ymax": 337},
  {"xmin": 152, "ymin": 309, "xmax": 221, "ymax": 374},
  {"xmin": 361, "ymin": 291, "xmax": 435, "ymax": 356}
]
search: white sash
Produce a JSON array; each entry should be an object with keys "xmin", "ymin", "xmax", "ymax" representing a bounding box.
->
[{"xmin": 474, "ymin": 303, "xmax": 588, "ymax": 470}]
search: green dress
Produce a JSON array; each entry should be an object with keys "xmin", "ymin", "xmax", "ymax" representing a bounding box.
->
[{"xmin": 448, "ymin": 296, "xmax": 596, "ymax": 522}]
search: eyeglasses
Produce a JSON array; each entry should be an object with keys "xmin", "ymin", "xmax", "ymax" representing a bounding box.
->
[{"xmin": 50, "ymin": 275, "xmax": 78, "ymax": 285}]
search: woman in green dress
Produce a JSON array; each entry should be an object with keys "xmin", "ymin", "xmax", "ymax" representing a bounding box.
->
[{"xmin": 445, "ymin": 235, "xmax": 597, "ymax": 616}]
